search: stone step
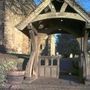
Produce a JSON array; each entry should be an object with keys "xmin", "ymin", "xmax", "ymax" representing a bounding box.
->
[
  {"xmin": 2, "ymin": 84, "xmax": 90, "ymax": 90},
  {"xmin": 2, "ymin": 76, "xmax": 90, "ymax": 90}
]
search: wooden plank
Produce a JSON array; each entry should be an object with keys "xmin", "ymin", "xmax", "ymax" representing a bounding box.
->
[
  {"xmin": 51, "ymin": 67, "xmax": 57, "ymax": 78},
  {"xmin": 45, "ymin": 67, "xmax": 51, "ymax": 77},
  {"xmin": 32, "ymin": 12, "xmax": 85, "ymax": 22},
  {"xmin": 38, "ymin": 56, "xmax": 61, "ymax": 78},
  {"xmin": 49, "ymin": 3, "xmax": 56, "ymax": 12},
  {"xmin": 60, "ymin": 2, "xmax": 68, "ymax": 12},
  {"xmin": 57, "ymin": 56, "xmax": 60, "ymax": 78},
  {"xmin": 40, "ymin": 67, "xmax": 44, "ymax": 77},
  {"xmin": 16, "ymin": 0, "xmax": 51, "ymax": 31}
]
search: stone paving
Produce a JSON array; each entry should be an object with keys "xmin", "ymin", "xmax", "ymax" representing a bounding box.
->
[{"xmin": 1, "ymin": 76, "xmax": 90, "ymax": 90}]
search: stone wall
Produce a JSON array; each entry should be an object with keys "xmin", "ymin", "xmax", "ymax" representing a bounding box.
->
[
  {"xmin": 0, "ymin": 1, "xmax": 54, "ymax": 55},
  {"xmin": 0, "ymin": 0, "xmax": 5, "ymax": 53},
  {"xmin": 0, "ymin": 0, "xmax": 4, "ymax": 45},
  {"xmin": 4, "ymin": 1, "xmax": 30, "ymax": 54}
]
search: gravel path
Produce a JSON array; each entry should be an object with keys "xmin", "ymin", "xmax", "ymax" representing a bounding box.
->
[{"xmin": 1, "ymin": 76, "xmax": 90, "ymax": 90}]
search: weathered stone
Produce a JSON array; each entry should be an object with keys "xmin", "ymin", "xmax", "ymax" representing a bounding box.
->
[
  {"xmin": 0, "ymin": 1, "xmax": 30, "ymax": 54},
  {"xmin": 0, "ymin": 0, "xmax": 4, "ymax": 46},
  {"xmin": 4, "ymin": 7, "xmax": 30, "ymax": 54}
]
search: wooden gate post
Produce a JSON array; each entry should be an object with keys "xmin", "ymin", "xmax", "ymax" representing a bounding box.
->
[
  {"xmin": 83, "ymin": 30, "xmax": 90, "ymax": 84},
  {"xmin": 33, "ymin": 34, "xmax": 41, "ymax": 78},
  {"xmin": 25, "ymin": 30, "xmax": 37, "ymax": 78}
]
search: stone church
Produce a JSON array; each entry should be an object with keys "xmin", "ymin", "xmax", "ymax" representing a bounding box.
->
[
  {"xmin": 0, "ymin": 0, "xmax": 33, "ymax": 54},
  {"xmin": 0, "ymin": 0, "xmax": 29, "ymax": 54},
  {"xmin": 0, "ymin": 0, "xmax": 55, "ymax": 54}
]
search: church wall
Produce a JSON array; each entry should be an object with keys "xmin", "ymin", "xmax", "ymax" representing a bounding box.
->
[{"xmin": 4, "ymin": 1, "xmax": 30, "ymax": 54}]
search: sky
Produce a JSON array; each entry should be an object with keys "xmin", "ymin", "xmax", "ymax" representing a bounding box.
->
[
  {"xmin": 75, "ymin": 0, "xmax": 90, "ymax": 13},
  {"xmin": 33, "ymin": 0, "xmax": 42, "ymax": 5}
]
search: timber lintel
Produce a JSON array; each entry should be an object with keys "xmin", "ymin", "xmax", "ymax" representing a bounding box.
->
[{"xmin": 32, "ymin": 12, "xmax": 86, "ymax": 22}]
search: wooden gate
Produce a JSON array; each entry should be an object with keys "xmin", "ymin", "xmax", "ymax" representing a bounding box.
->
[{"xmin": 38, "ymin": 56, "xmax": 61, "ymax": 78}]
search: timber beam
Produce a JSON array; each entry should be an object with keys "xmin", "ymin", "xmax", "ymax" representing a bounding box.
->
[
  {"xmin": 49, "ymin": 2, "xmax": 56, "ymax": 12},
  {"xmin": 16, "ymin": 0, "xmax": 51, "ymax": 31},
  {"xmin": 32, "ymin": 12, "xmax": 85, "ymax": 22},
  {"xmin": 60, "ymin": 2, "xmax": 68, "ymax": 12}
]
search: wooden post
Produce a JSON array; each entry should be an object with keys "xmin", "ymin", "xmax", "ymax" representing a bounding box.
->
[
  {"xmin": 83, "ymin": 30, "xmax": 90, "ymax": 84},
  {"xmin": 25, "ymin": 23, "xmax": 41, "ymax": 78},
  {"xmin": 77, "ymin": 38, "xmax": 82, "ymax": 50},
  {"xmin": 25, "ymin": 30, "xmax": 37, "ymax": 78},
  {"xmin": 57, "ymin": 55, "xmax": 61, "ymax": 78},
  {"xmin": 77, "ymin": 37, "xmax": 85, "ymax": 81},
  {"xmin": 33, "ymin": 35, "xmax": 41, "ymax": 78},
  {"xmin": 76, "ymin": 38, "xmax": 82, "ymax": 69},
  {"xmin": 84, "ymin": 30, "xmax": 88, "ymax": 79}
]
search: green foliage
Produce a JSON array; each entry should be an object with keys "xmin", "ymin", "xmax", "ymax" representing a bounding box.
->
[
  {"xmin": 71, "ymin": 59, "xmax": 79, "ymax": 75},
  {"xmin": 56, "ymin": 34, "xmax": 80, "ymax": 57},
  {"xmin": 0, "ymin": 59, "xmax": 17, "ymax": 86}
]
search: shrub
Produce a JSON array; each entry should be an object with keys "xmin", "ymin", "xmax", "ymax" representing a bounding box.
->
[{"xmin": 0, "ymin": 58, "xmax": 17, "ymax": 87}]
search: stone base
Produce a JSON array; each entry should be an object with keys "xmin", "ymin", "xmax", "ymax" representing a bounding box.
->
[{"xmin": 85, "ymin": 80, "xmax": 90, "ymax": 85}]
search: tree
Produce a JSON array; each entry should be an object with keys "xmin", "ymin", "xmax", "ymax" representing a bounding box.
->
[
  {"xmin": 56, "ymin": 34, "xmax": 80, "ymax": 58},
  {"xmin": 68, "ymin": 39, "xmax": 80, "ymax": 57}
]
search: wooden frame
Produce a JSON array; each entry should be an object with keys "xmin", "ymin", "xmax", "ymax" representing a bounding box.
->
[
  {"xmin": 32, "ymin": 12, "xmax": 85, "ymax": 22},
  {"xmin": 16, "ymin": 0, "xmax": 51, "ymax": 31},
  {"xmin": 15, "ymin": 0, "xmax": 90, "ymax": 79},
  {"xmin": 16, "ymin": 0, "xmax": 89, "ymax": 31},
  {"xmin": 25, "ymin": 30, "xmax": 37, "ymax": 77},
  {"xmin": 60, "ymin": 2, "xmax": 68, "ymax": 12},
  {"xmin": 38, "ymin": 56, "xmax": 61, "ymax": 78}
]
